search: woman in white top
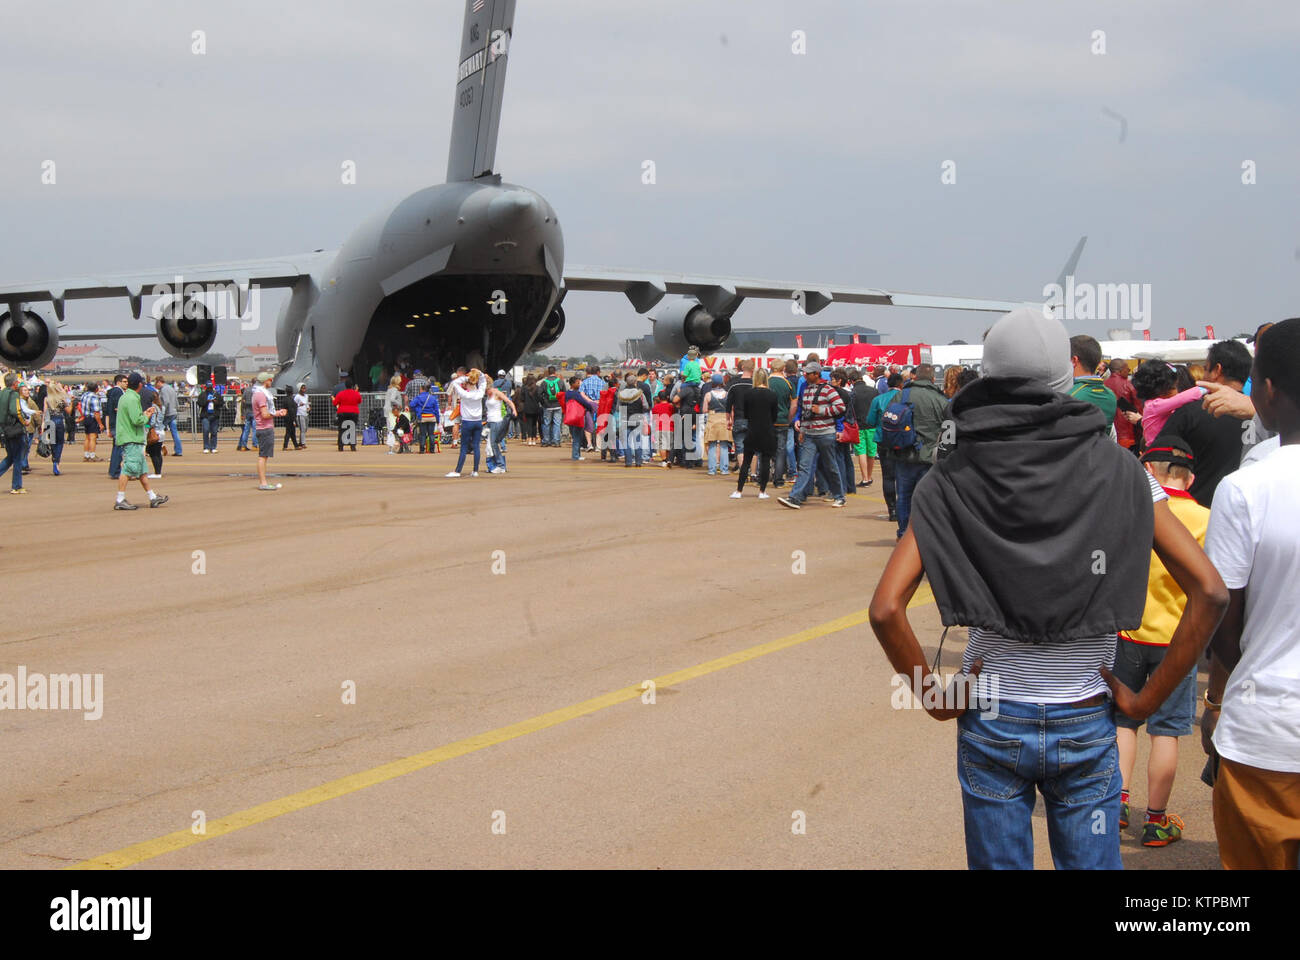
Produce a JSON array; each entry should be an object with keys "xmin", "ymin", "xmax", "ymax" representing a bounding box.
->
[
  {"xmin": 446, "ymin": 369, "xmax": 487, "ymax": 477},
  {"xmin": 384, "ymin": 375, "xmax": 404, "ymax": 436},
  {"xmin": 484, "ymin": 386, "xmax": 518, "ymax": 474}
]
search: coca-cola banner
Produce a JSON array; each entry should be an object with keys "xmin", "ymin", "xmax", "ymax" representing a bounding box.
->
[{"xmin": 826, "ymin": 343, "xmax": 930, "ymax": 367}]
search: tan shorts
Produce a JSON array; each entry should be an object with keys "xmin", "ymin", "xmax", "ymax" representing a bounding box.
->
[{"xmin": 1213, "ymin": 756, "xmax": 1300, "ymax": 869}]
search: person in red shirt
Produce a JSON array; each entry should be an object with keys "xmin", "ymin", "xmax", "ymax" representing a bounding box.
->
[
  {"xmin": 652, "ymin": 393, "xmax": 675, "ymax": 467},
  {"xmin": 597, "ymin": 378, "xmax": 618, "ymax": 461},
  {"xmin": 1106, "ymin": 358, "xmax": 1143, "ymax": 453},
  {"xmin": 332, "ymin": 378, "xmax": 362, "ymax": 451}
]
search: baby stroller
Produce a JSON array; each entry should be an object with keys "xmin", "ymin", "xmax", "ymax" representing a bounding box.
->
[{"xmin": 364, "ymin": 406, "xmax": 385, "ymax": 446}]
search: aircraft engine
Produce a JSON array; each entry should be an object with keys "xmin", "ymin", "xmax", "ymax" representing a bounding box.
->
[
  {"xmin": 528, "ymin": 305, "xmax": 566, "ymax": 352},
  {"xmin": 155, "ymin": 297, "xmax": 217, "ymax": 359},
  {"xmin": 652, "ymin": 297, "xmax": 731, "ymax": 356},
  {"xmin": 0, "ymin": 309, "xmax": 58, "ymax": 370}
]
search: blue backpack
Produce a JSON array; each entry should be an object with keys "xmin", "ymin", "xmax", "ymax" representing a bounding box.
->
[{"xmin": 880, "ymin": 387, "xmax": 919, "ymax": 454}]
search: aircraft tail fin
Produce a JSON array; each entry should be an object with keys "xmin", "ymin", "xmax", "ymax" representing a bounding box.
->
[
  {"xmin": 1055, "ymin": 235, "xmax": 1087, "ymax": 290},
  {"xmin": 446, "ymin": 0, "xmax": 517, "ymax": 182}
]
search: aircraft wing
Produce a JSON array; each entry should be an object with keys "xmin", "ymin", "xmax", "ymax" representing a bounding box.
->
[
  {"xmin": 562, "ymin": 264, "xmax": 1031, "ymax": 317},
  {"xmin": 0, "ymin": 252, "xmax": 330, "ymax": 328}
]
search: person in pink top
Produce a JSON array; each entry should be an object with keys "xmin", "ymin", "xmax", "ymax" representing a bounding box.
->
[
  {"xmin": 1133, "ymin": 360, "xmax": 1203, "ymax": 450},
  {"xmin": 251, "ymin": 371, "xmax": 288, "ymax": 491}
]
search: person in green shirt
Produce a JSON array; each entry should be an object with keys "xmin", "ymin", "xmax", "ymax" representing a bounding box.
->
[
  {"xmin": 112, "ymin": 372, "xmax": 168, "ymax": 511},
  {"xmin": 680, "ymin": 346, "xmax": 703, "ymax": 384},
  {"xmin": 1069, "ymin": 334, "xmax": 1118, "ymax": 423},
  {"xmin": 768, "ymin": 359, "xmax": 795, "ymax": 486}
]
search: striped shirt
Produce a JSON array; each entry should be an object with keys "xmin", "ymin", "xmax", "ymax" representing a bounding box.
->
[
  {"xmin": 799, "ymin": 381, "xmax": 845, "ymax": 436},
  {"xmin": 960, "ymin": 471, "xmax": 1167, "ymax": 704}
]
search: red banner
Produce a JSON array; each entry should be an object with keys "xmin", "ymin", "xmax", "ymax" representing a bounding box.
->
[
  {"xmin": 826, "ymin": 343, "xmax": 928, "ymax": 367},
  {"xmin": 1178, "ymin": 327, "xmax": 1187, "ymax": 341},
  {"xmin": 1206, "ymin": 325, "xmax": 1216, "ymax": 340},
  {"xmin": 1142, "ymin": 329, "xmax": 1151, "ymax": 342},
  {"xmin": 794, "ymin": 334, "xmax": 804, "ymax": 349}
]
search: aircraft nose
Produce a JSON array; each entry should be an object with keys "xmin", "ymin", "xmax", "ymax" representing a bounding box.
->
[{"xmin": 487, "ymin": 191, "xmax": 538, "ymax": 230}]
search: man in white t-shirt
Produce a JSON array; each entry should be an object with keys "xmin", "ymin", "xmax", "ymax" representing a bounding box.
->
[{"xmin": 1202, "ymin": 317, "xmax": 1300, "ymax": 869}]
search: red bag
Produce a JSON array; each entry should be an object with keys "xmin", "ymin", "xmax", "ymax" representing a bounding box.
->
[
  {"xmin": 836, "ymin": 421, "xmax": 860, "ymax": 445},
  {"xmin": 563, "ymin": 397, "xmax": 586, "ymax": 428}
]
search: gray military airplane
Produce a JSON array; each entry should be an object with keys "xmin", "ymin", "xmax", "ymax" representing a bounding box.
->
[{"xmin": 0, "ymin": 0, "xmax": 1051, "ymax": 390}]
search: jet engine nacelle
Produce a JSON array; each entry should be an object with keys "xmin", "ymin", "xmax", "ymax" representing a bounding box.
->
[
  {"xmin": 652, "ymin": 297, "xmax": 732, "ymax": 356},
  {"xmin": 529, "ymin": 305, "xmax": 566, "ymax": 352},
  {"xmin": 0, "ymin": 309, "xmax": 58, "ymax": 370},
  {"xmin": 155, "ymin": 297, "xmax": 218, "ymax": 359}
]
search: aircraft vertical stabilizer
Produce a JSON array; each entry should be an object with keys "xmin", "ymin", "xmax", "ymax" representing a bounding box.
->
[{"xmin": 447, "ymin": 0, "xmax": 517, "ymax": 182}]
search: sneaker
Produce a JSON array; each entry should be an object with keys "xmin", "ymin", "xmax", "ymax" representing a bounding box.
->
[
  {"xmin": 821, "ymin": 497, "xmax": 838, "ymax": 503},
  {"xmin": 445, "ymin": 472, "xmax": 460, "ymax": 478},
  {"xmin": 147, "ymin": 473, "xmax": 163, "ymax": 479},
  {"xmin": 490, "ymin": 467, "xmax": 505, "ymax": 474},
  {"xmin": 1141, "ymin": 814, "xmax": 1184, "ymax": 847},
  {"xmin": 729, "ymin": 491, "xmax": 742, "ymax": 499},
  {"xmin": 1120, "ymin": 801, "xmax": 1130, "ymax": 830},
  {"xmin": 150, "ymin": 495, "xmax": 169, "ymax": 507},
  {"xmin": 831, "ymin": 499, "xmax": 846, "ymax": 508},
  {"xmin": 257, "ymin": 484, "xmax": 279, "ymax": 491},
  {"xmin": 758, "ymin": 492, "xmax": 770, "ymax": 500},
  {"xmin": 113, "ymin": 499, "xmax": 137, "ymax": 510},
  {"xmin": 778, "ymin": 497, "xmax": 801, "ymax": 510},
  {"xmin": 471, "ymin": 471, "xmax": 479, "ymax": 477}
]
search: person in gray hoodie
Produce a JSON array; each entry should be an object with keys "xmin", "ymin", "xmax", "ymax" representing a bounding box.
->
[
  {"xmin": 154, "ymin": 376, "xmax": 182, "ymax": 456},
  {"xmin": 617, "ymin": 375, "xmax": 650, "ymax": 467}
]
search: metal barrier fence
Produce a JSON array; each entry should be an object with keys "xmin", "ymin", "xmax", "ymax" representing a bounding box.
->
[{"xmin": 178, "ymin": 392, "xmax": 451, "ymax": 437}]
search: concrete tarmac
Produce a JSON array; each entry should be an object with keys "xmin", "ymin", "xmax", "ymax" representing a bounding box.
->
[{"xmin": 0, "ymin": 436, "xmax": 1220, "ymax": 869}]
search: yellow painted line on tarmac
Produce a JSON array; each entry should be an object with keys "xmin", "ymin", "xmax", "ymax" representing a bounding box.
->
[{"xmin": 70, "ymin": 586, "xmax": 934, "ymax": 870}]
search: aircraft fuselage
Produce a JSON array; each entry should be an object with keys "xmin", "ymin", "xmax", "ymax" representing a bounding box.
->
[{"xmin": 275, "ymin": 176, "xmax": 564, "ymax": 390}]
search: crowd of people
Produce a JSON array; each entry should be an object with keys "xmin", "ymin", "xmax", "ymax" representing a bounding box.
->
[{"xmin": 869, "ymin": 309, "xmax": 1298, "ymax": 871}]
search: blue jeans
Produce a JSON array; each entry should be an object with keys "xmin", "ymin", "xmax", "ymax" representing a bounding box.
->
[
  {"xmin": 623, "ymin": 420, "xmax": 646, "ymax": 466},
  {"xmin": 569, "ymin": 424, "xmax": 584, "ymax": 459},
  {"xmin": 48, "ymin": 416, "xmax": 65, "ymax": 466},
  {"xmin": 894, "ymin": 460, "xmax": 930, "ymax": 538},
  {"xmin": 707, "ymin": 441, "xmax": 731, "ymax": 474},
  {"xmin": 202, "ymin": 417, "xmax": 219, "ymax": 451},
  {"xmin": 239, "ymin": 418, "xmax": 254, "ymax": 448},
  {"xmin": 784, "ymin": 423, "xmax": 797, "ymax": 479},
  {"xmin": 773, "ymin": 425, "xmax": 790, "ymax": 483},
  {"xmin": 108, "ymin": 441, "xmax": 123, "ymax": 479},
  {"xmin": 790, "ymin": 433, "xmax": 843, "ymax": 503},
  {"xmin": 20, "ymin": 432, "xmax": 32, "ymax": 469},
  {"xmin": 456, "ymin": 420, "xmax": 483, "ymax": 473},
  {"xmin": 0, "ymin": 435, "xmax": 24, "ymax": 489},
  {"xmin": 732, "ymin": 420, "xmax": 747, "ymax": 460},
  {"xmin": 542, "ymin": 407, "xmax": 562, "ymax": 445},
  {"xmin": 839, "ymin": 441, "xmax": 856, "ymax": 489},
  {"xmin": 165, "ymin": 415, "xmax": 183, "ymax": 454},
  {"xmin": 485, "ymin": 419, "xmax": 509, "ymax": 470},
  {"xmin": 958, "ymin": 699, "xmax": 1121, "ymax": 870}
]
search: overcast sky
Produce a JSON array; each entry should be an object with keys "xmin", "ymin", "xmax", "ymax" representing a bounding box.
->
[{"xmin": 3, "ymin": 0, "xmax": 1298, "ymax": 358}]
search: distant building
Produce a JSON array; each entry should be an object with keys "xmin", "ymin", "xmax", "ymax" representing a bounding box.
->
[
  {"xmin": 233, "ymin": 345, "xmax": 279, "ymax": 372},
  {"xmin": 623, "ymin": 323, "xmax": 881, "ymax": 361},
  {"xmin": 48, "ymin": 343, "xmax": 123, "ymax": 373}
]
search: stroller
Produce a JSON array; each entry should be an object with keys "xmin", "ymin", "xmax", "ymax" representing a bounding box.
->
[{"xmin": 364, "ymin": 406, "xmax": 386, "ymax": 446}]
